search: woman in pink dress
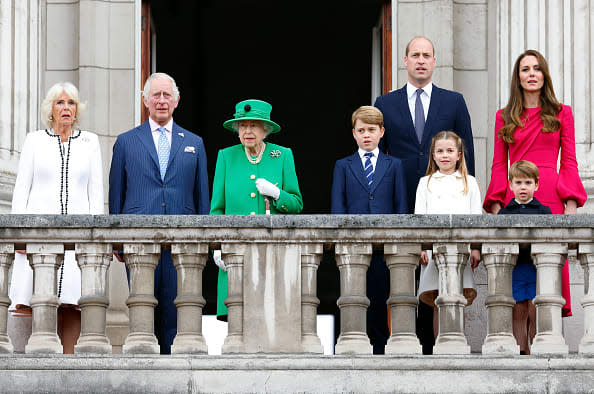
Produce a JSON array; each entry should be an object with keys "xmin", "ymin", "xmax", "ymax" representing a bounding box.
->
[{"xmin": 484, "ymin": 49, "xmax": 587, "ymax": 317}]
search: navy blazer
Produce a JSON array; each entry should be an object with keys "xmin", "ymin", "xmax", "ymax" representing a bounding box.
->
[
  {"xmin": 331, "ymin": 151, "xmax": 407, "ymax": 214},
  {"xmin": 374, "ymin": 84, "xmax": 475, "ymax": 213},
  {"xmin": 109, "ymin": 120, "xmax": 210, "ymax": 215}
]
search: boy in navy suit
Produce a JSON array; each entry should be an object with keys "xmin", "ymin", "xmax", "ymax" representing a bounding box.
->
[{"xmin": 331, "ymin": 106, "xmax": 407, "ymax": 354}]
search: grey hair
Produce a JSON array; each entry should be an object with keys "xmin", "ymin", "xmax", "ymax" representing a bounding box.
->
[
  {"xmin": 231, "ymin": 120, "xmax": 273, "ymax": 136},
  {"xmin": 142, "ymin": 72, "xmax": 180, "ymax": 101},
  {"xmin": 40, "ymin": 82, "xmax": 87, "ymax": 129}
]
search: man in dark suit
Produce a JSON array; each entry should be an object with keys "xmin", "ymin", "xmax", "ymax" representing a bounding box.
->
[
  {"xmin": 374, "ymin": 36, "xmax": 475, "ymax": 354},
  {"xmin": 331, "ymin": 106, "xmax": 407, "ymax": 354},
  {"xmin": 109, "ymin": 72, "xmax": 210, "ymax": 354}
]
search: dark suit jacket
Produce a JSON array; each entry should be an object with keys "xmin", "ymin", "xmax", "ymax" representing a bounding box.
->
[
  {"xmin": 108, "ymin": 120, "xmax": 210, "ymax": 215},
  {"xmin": 374, "ymin": 84, "xmax": 475, "ymax": 213},
  {"xmin": 331, "ymin": 151, "xmax": 407, "ymax": 214}
]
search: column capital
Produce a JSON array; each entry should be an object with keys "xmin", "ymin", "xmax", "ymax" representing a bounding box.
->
[
  {"xmin": 171, "ymin": 243, "xmax": 209, "ymax": 255},
  {"xmin": 221, "ymin": 243, "xmax": 247, "ymax": 255},
  {"xmin": 75, "ymin": 242, "xmax": 113, "ymax": 255},
  {"xmin": 299, "ymin": 243, "xmax": 323, "ymax": 256},
  {"xmin": 532, "ymin": 243, "xmax": 568, "ymax": 255},
  {"xmin": 0, "ymin": 243, "xmax": 14, "ymax": 254},
  {"xmin": 123, "ymin": 243, "xmax": 160, "ymax": 255},
  {"xmin": 433, "ymin": 243, "xmax": 470, "ymax": 255},
  {"xmin": 384, "ymin": 243, "xmax": 422, "ymax": 256},
  {"xmin": 26, "ymin": 243, "xmax": 64, "ymax": 254},
  {"xmin": 335, "ymin": 243, "xmax": 372, "ymax": 256},
  {"xmin": 481, "ymin": 243, "xmax": 519, "ymax": 255},
  {"xmin": 579, "ymin": 243, "xmax": 594, "ymax": 256}
]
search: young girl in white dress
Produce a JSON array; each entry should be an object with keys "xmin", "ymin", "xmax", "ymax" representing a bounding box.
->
[{"xmin": 414, "ymin": 131, "xmax": 482, "ymax": 339}]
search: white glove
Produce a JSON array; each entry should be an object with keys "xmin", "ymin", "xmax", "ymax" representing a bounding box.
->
[
  {"xmin": 256, "ymin": 178, "xmax": 280, "ymax": 200},
  {"xmin": 213, "ymin": 250, "xmax": 226, "ymax": 272}
]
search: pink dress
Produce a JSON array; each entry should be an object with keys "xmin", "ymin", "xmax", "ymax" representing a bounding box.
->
[{"xmin": 484, "ymin": 105, "xmax": 587, "ymax": 316}]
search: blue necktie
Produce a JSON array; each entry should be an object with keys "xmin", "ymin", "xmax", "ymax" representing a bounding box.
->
[
  {"xmin": 415, "ymin": 88, "xmax": 425, "ymax": 143},
  {"xmin": 157, "ymin": 126, "xmax": 170, "ymax": 181},
  {"xmin": 364, "ymin": 152, "xmax": 374, "ymax": 186}
]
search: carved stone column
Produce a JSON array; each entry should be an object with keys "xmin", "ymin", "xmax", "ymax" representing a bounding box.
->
[
  {"xmin": 334, "ymin": 243, "xmax": 372, "ymax": 354},
  {"xmin": 74, "ymin": 243, "xmax": 112, "ymax": 354},
  {"xmin": 25, "ymin": 243, "xmax": 64, "ymax": 354},
  {"xmin": 432, "ymin": 243, "xmax": 471, "ymax": 354},
  {"xmin": 481, "ymin": 243, "xmax": 519, "ymax": 354},
  {"xmin": 122, "ymin": 243, "xmax": 160, "ymax": 354},
  {"xmin": 531, "ymin": 243, "xmax": 569, "ymax": 355},
  {"xmin": 300, "ymin": 244, "xmax": 323, "ymax": 354},
  {"xmin": 0, "ymin": 243, "xmax": 14, "ymax": 353},
  {"xmin": 170, "ymin": 243, "xmax": 209, "ymax": 354},
  {"xmin": 384, "ymin": 243, "xmax": 422, "ymax": 354},
  {"xmin": 222, "ymin": 243, "xmax": 246, "ymax": 353},
  {"xmin": 578, "ymin": 243, "xmax": 594, "ymax": 354}
]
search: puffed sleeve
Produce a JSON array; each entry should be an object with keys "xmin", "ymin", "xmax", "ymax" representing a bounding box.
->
[
  {"xmin": 11, "ymin": 132, "xmax": 35, "ymax": 214},
  {"xmin": 87, "ymin": 132, "xmax": 104, "ymax": 214},
  {"xmin": 468, "ymin": 176, "xmax": 483, "ymax": 214},
  {"xmin": 483, "ymin": 110, "xmax": 509, "ymax": 212},
  {"xmin": 414, "ymin": 176, "xmax": 428, "ymax": 214},
  {"xmin": 209, "ymin": 150, "xmax": 226, "ymax": 215},
  {"xmin": 273, "ymin": 148, "xmax": 303, "ymax": 214},
  {"xmin": 557, "ymin": 105, "xmax": 587, "ymax": 207}
]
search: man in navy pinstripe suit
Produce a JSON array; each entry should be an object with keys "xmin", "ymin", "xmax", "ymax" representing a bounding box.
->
[{"xmin": 109, "ymin": 72, "xmax": 210, "ymax": 354}]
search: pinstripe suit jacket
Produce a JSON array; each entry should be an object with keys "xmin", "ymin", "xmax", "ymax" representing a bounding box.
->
[{"xmin": 108, "ymin": 120, "xmax": 210, "ymax": 215}]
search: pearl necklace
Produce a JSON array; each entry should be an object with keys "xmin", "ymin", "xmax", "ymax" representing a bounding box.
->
[{"xmin": 245, "ymin": 142, "xmax": 266, "ymax": 164}]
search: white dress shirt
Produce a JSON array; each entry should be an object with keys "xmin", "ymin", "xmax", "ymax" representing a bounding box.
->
[
  {"xmin": 414, "ymin": 170, "xmax": 483, "ymax": 214},
  {"xmin": 149, "ymin": 117, "xmax": 173, "ymax": 150},
  {"xmin": 407, "ymin": 82, "xmax": 432, "ymax": 127},
  {"xmin": 357, "ymin": 147, "xmax": 379, "ymax": 171}
]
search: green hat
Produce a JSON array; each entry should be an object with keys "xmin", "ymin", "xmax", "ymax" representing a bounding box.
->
[{"xmin": 223, "ymin": 99, "xmax": 281, "ymax": 133}]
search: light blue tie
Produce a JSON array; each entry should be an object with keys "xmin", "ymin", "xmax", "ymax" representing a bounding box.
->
[
  {"xmin": 157, "ymin": 126, "xmax": 170, "ymax": 181},
  {"xmin": 364, "ymin": 152, "xmax": 374, "ymax": 186}
]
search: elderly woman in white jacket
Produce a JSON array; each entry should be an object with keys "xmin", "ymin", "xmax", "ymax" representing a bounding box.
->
[{"xmin": 10, "ymin": 81, "xmax": 104, "ymax": 353}]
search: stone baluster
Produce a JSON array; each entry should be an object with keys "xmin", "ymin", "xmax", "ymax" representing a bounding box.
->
[
  {"xmin": 122, "ymin": 243, "xmax": 160, "ymax": 354},
  {"xmin": 578, "ymin": 243, "xmax": 594, "ymax": 354},
  {"xmin": 384, "ymin": 243, "xmax": 422, "ymax": 354},
  {"xmin": 334, "ymin": 243, "xmax": 372, "ymax": 354},
  {"xmin": 74, "ymin": 243, "xmax": 113, "ymax": 354},
  {"xmin": 481, "ymin": 243, "xmax": 519, "ymax": 354},
  {"xmin": 531, "ymin": 243, "xmax": 569, "ymax": 355},
  {"xmin": 432, "ymin": 243, "xmax": 471, "ymax": 354},
  {"xmin": 25, "ymin": 243, "xmax": 64, "ymax": 354},
  {"xmin": 300, "ymin": 244, "xmax": 323, "ymax": 354},
  {"xmin": 0, "ymin": 243, "xmax": 14, "ymax": 353},
  {"xmin": 222, "ymin": 244, "xmax": 246, "ymax": 353},
  {"xmin": 170, "ymin": 243, "xmax": 209, "ymax": 354}
]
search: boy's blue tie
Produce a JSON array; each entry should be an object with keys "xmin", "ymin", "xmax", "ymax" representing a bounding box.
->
[
  {"xmin": 364, "ymin": 152, "xmax": 374, "ymax": 186},
  {"xmin": 157, "ymin": 126, "xmax": 170, "ymax": 180},
  {"xmin": 415, "ymin": 88, "xmax": 425, "ymax": 143}
]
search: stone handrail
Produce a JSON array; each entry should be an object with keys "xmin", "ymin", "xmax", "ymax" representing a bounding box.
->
[{"xmin": 0, "ymin": 214, "xmax": 593, "ymax": 355}]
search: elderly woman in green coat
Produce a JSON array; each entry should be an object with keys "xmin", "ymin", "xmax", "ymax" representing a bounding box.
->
[{"xmin": 211, "ymin": 99, "xmax": 303, "ymax": 320}]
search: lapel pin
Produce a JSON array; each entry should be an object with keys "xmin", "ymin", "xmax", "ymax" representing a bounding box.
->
[{"xmin": 178, "ymin": 132, "xmax": 184, "ymax": 137}]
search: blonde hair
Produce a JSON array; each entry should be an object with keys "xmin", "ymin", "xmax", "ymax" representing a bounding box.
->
[
  {"xmin": 40, "ymin": 82, "xmax": 87, "ymax": 129},
  {"xmin": 509, "ymin": 160, "xmax": 540, "ymax": 182},
  {"xmin": 425, "ymin": 131, "xmax": 470, "ymax": 194},
  {"xmin": 352, "ymin": 106, "xmax": 383, "ymax": 128}
]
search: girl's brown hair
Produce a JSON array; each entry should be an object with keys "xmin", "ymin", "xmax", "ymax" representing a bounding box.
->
[
  {"xmin": 426, "ymin": 131, "xmax": 470, "ymax": 194},
  {"xmin": 498, "ymin": 49, "xmax": 561, "ymax": 144}
]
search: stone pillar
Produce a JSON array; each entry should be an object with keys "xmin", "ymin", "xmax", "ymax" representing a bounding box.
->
[
  {"xmin": 384, "ymin": 243, "xmax": 422, "ymax": 354},
  {"xmin": 122, "ymin": 243, "xmax": 160, "ymax": 354},
  {"xmin": 432, "ymin": 243, "xmax": 471, "ymax": 354},
  {"xmin": 578, "ymin": 243, "xmax": 594, "ymax": 354},
  {"xmin": 300, "ymin": 244, "xmax": 323, "ymax": 354},
  {"xmin": 0, "ymin": 243, "xmax": 14, "ymax": 353},
  {"xmin": 334, "ymin": 243, "xmax": 372, "ymax": 354},
  {"xmin": 25, "ymin": 243, "xmax": 64, "ymax": 354},
  {"xmin": 170, "ymin": 243, "xmax": 208, "ymax": 354},
  {"xmin": 74, "ymin": 243, "xmax": 112, "ymax": 354},
  {"xmin": 531, "ymin": 243, "xmax": 569, "ymax": 355},
  {"xmin": 222, "ymin": 244, "xmax": 246, "ymax": 353},
  {"xmin": 481, "ymin": 243, "xmax": 520, "ymax": 354}
]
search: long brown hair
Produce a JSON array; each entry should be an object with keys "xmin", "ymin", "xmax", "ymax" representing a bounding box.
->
[
  {"xmin": 499, "ymin": 49, "xmax": 561, "ymax": 144},
  {"xmin": 425, "ymin": 131, "xmax": 470, "ymax": 194}
]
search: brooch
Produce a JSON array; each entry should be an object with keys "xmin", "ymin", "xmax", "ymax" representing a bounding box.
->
[{"xmin": 270, "ymin": 150, "xmax": 281, "ymax": 158}]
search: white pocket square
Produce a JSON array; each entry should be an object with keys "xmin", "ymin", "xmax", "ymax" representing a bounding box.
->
[{"xmin": 184, "ymin": 146, "xmax": 195, "ymax": 153}]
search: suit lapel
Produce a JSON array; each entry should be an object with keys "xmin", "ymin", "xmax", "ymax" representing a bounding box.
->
[
  {"xmin": 136, "ymin": 121, "xmax": 160, "ymax": 171},
  {"xmin": 397, "ymin": 86, "xmax": 421, "ymax": 147},
  {"xmin": 166, "ymin": 122, "xmax": 184, "ymax": 175},
  {"xmin": 369, "ymin": 152, "xmax": 390, "ymax": 193},
  {"xmin": 422, "ymin": 85, "xmax": 441, "ymax": 147},
  {"xmin": 347, "ymin": 153, "xmax": 369, "ymax": 191}
]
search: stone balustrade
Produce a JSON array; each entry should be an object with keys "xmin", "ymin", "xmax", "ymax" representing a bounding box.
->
[{"xmin": 0, "ymin": 214, "xmax": 593, "ymax": 356}]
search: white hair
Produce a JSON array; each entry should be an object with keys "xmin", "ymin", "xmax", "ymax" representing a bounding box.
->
[
  {"xmin": 231, "ymin": 120, "xmax": 273, "ymax": 136},
  {"xmin": 142, "ymin": 72, "xmax": 180, "ymax": 101},
  {"xmin": 40, "ymin": 82, "xmax": 87, "ymax": 129}
]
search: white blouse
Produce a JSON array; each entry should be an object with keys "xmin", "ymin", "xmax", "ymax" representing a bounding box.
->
[
  {"xmin": 414, "ymin": 170, "xmax": 482, "ymax": 214},
  {"xmin": 11, "ymin": 129, "xmax": 104, "ymax": 214}
]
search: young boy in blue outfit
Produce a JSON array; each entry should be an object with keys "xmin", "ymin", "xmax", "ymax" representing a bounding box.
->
[
  {"xmin": 498, "ymin": 160, "xmax": 551, "ymax": 355},
  {"xmin": 331, "ymin": 105, "xmax": 408, "ymax": 354}
]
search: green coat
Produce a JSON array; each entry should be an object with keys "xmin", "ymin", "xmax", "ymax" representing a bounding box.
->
[{"xmin": 210, "ymin": 143, "xmax": 303, "ymax": 317}]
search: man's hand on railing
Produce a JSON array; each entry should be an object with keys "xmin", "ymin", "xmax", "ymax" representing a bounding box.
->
[
  {"xmin": 470, "ymin": 249, "xmax": 481, "ymax": 270},
  {"xmin": 213, "ymin": 250, "xmax": 226, "ymax": 271},
  {"xmin": 419, "ymin": 250, "xmax": 429, "ymax": 265},
  {"xmin": 16, "ymin": 250, "xmax": 26, "ymax": 254}
]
